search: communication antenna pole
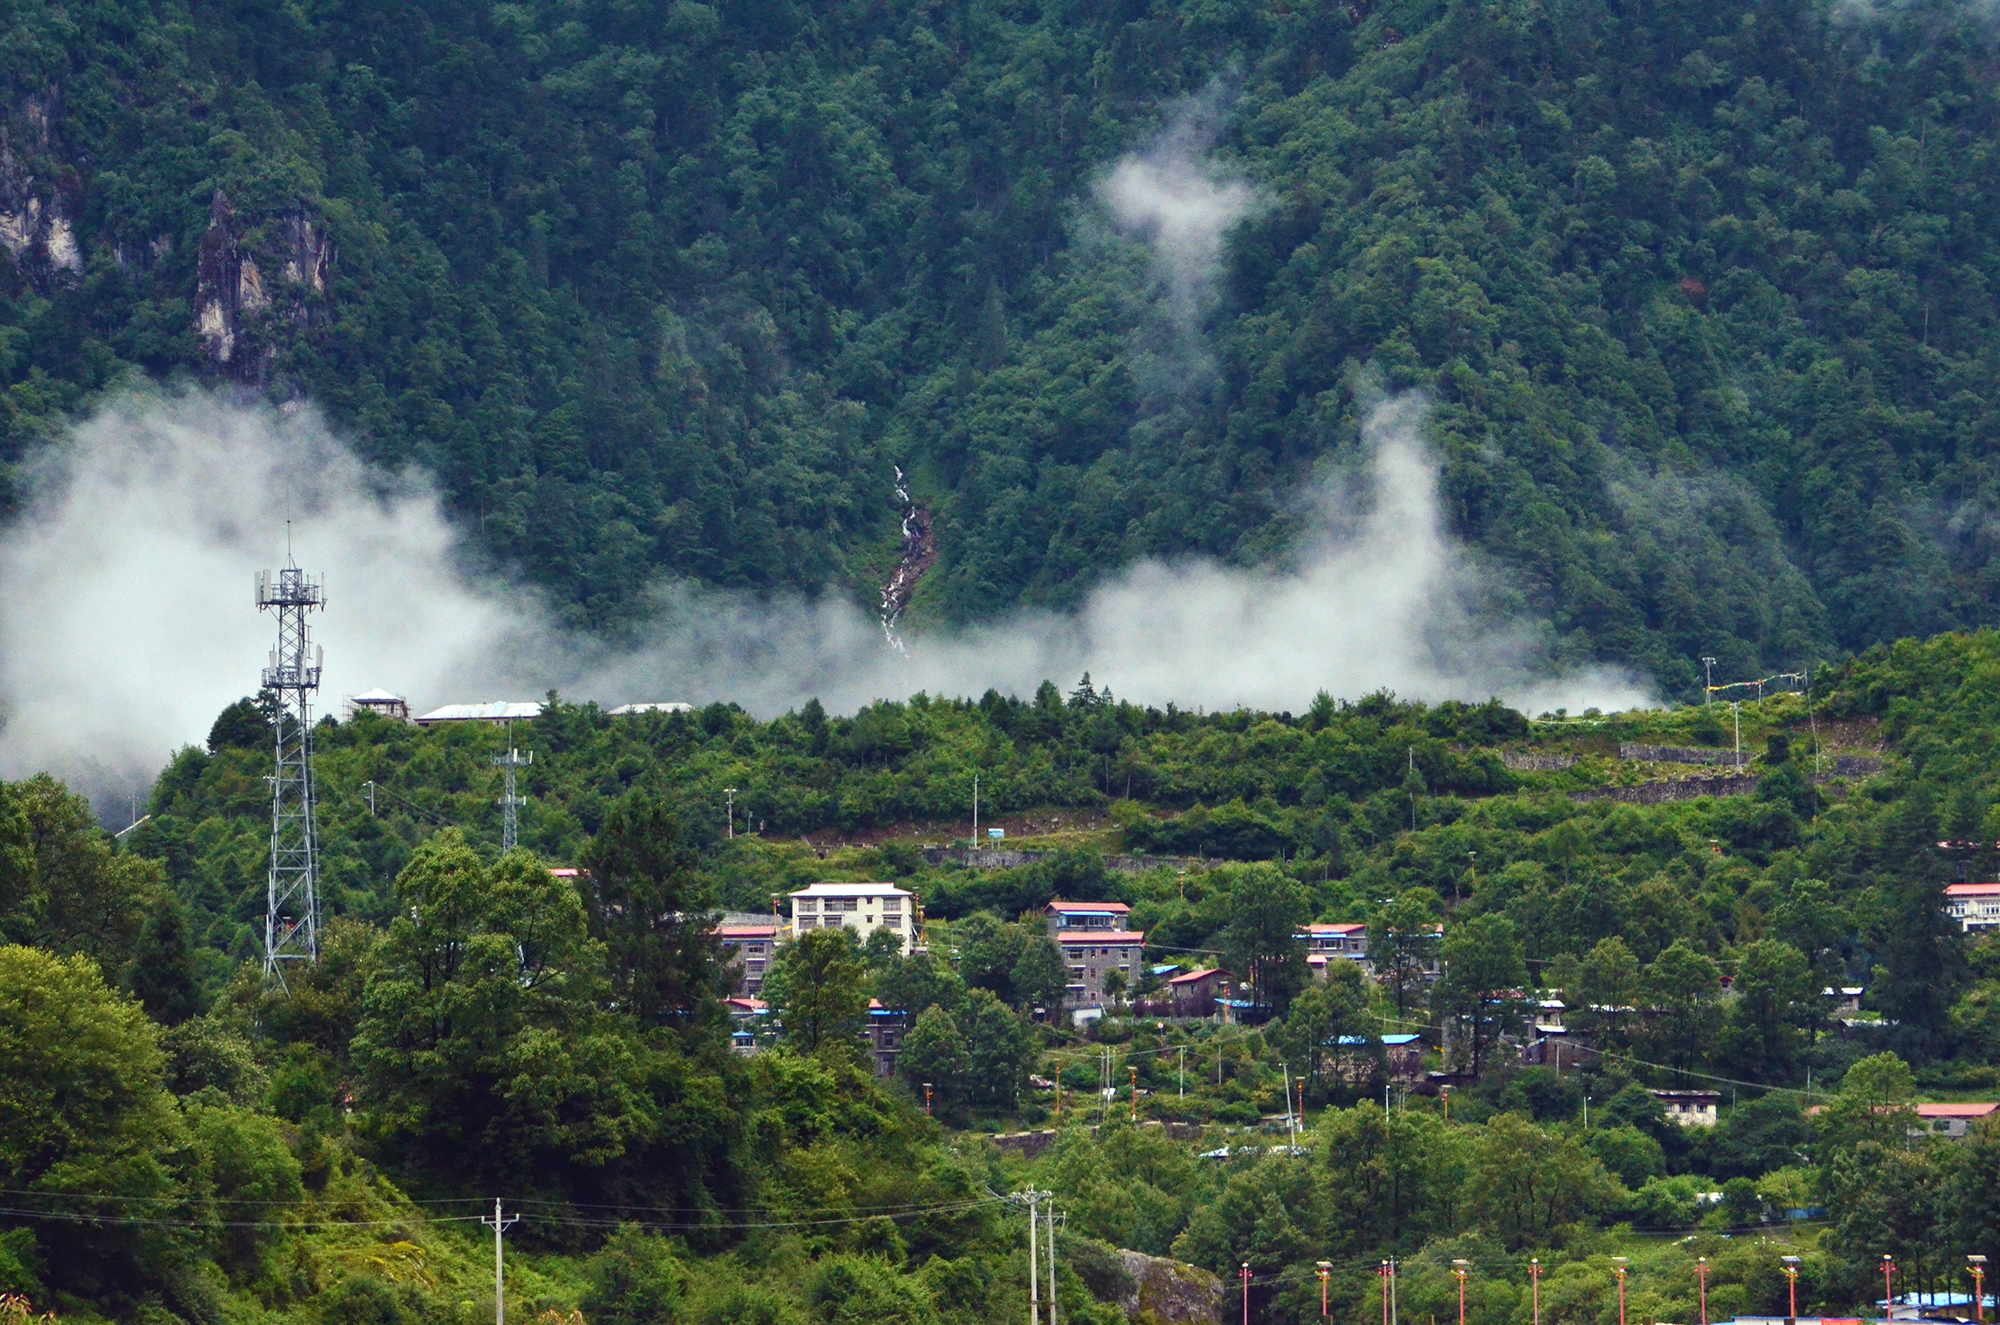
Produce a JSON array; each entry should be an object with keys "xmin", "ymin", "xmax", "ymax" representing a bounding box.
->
[
  {"xmin": 494, "ymin": 740, "xmax": 531, "ymax": 853},
  {"xmin": 256, "ymin": 554, "xmax": 325, "ymax": 985}
]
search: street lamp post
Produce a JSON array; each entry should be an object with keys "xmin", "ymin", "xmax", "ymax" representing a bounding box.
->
[
  {"xmin": 1970, "ymin": 1255, "xmax": 1988, "ymax": 1325},
  {"xmin": 1530, "ymin": 1259, "xmax": 1541, "ymax": 1325},
  {"xmin": 1240, "ymin": 1264, "xmax": 1252, "ymax": 1325},
  {"xmin": 1317, "ymin": 1261, "xmax": 1331, "ymax": 1319},
  {"xmin": 1781, "ymin": 1256, "xmax": 1802, "ymax": 1323},
  {"xmin": 1454, "ymin": 1260, "xmax": 1471, "ymax": 1325},
  {"xmin": 924, "ymin": 1082, "xmax": 933, "ymax": 1117},
  {"xmin": 1380, "ymin": 1261, "xmax": 1392, "ymax": 1325},
  {"xmin": 1613, "ymin": 1258, "xmax": 1629, "ymax": 1325},
  {"xmin": 1698, "ymin": 1257, "xmax": 1709, "ymax": 1325},
  {"xmin": 1883, "ymin": 1256, "xmax": 1896, "ymax": 1321}
]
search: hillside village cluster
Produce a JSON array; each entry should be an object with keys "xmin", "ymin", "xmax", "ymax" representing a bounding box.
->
[
  {"xmin": 694, "ymin": 878, "xmax": 2000, "ymax": 1141},
  {"xmin": 347, "ymin": 689, "xmax": 2000, "ymax": 1140}
]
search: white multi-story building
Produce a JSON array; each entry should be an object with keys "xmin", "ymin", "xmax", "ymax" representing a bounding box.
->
[
  {"xmin": 1946, "ymin": 882, "xmax": 2000, "ymax": 932},
  {"xmin": 788, "ymin": 882, "xmax": 917, "ymax": 956}
]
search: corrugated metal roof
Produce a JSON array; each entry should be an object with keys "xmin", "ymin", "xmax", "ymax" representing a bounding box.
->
[
  {"xmin": 414, "ymin": 700, "xmax": 544, "ymax": 723},
  {"xmin": 609, "ymin": 701, "xmax": 694, "ymax": 715}
]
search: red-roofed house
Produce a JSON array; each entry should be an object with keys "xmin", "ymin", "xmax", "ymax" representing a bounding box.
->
[
  {"xmin": 718, "ymin": 920, "xmax": 782, "ymax": 996},
  {"xmin": 1946, "ymin": 882, "xmax": 2000, "ymax": 932},
  {"xmin": 1917, "ymin": 1101, "xmax": 2000, "ymax": 1139},
  {"xmin": 1046, "ymin": 901, "xmax": 1144, "ymax": 1013},
  {"xmin": 1166, "ymin": 967, "xmax": 1232, "ymax": 1017},
  {"xmin": 1296, "ymin": 922, "xmax": 1369, "ymax": 978}
]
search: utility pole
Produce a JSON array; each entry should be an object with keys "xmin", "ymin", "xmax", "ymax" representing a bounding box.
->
[
  {"xmin": 1883, "ymin": 1256, "xmax": 1895, "ymax": 1320},
  {"xmin": 494, "ymin": 743, "xmax": 531, "ymax": 853},
  {"xmin": 724, "ymin": 787, "xmax": 738, "ymax": 839},
  {"xmin": 481, "ymin": 1199, "xmax": 518, "ymax": 1325},
  {"xmin": 1380, "ymin": 1261, "xmax": 1392, "ymax": 1325},
  {"xmin": 1319, "ymin": 1261, "xmax": 1332, "ymax": 1318},
  {"xmin": 1697, "ymin": 1257, "xmax": 1708, "ymax": 1325},
  {"xmin": 1240, "ymin": 1264, "xmax": 1252, "ymax": 1325},
  {"xmin": 1390, "ymin": 1256, "xmax": 1398, "ymax": 1325},
  {"xmin": 1453, "ymin": 1260, "xmax": 1470, "ymax": 1325},
  {"xmin": 1781, "ymin": 1256, "xmax": 1801, "ymax": 1322},
  {"xmin": 1129, "ymin": 1066, "xmax": 1138, "ymax": 1121},
  {"xmin": 1702, "ymin": 655, "xmax": 1717, "ymax": 705},
  {"xmin": 1046, "ymin": 1202, "xmax": 1058, "ymax": 1325},
  {"xmin": 1969, "ymin": 1256, "xmax": 1987, "ymax": 1325},
  {"xmin": 256, "ymin": 557, "xmax": 325, "ymax": 986},
  {"xmin": 1531, "ymin": 1258, "xmax": 1541, "ymax": 1325},
  {"xmin": 1613, "ymin": 1257, "xmax": 1629, "ymax": 1325},
  {"xmin": 1731, "ymin": 702, "xmax": 1743, "ymax": 771},
  {"xmin": 1009, "ymin": 1190, "xmax": 1051, "ymax": 1325},
  {"xmin": 1179, "ymin": 1046, "xmax": 1186, "ymax": 1099},
  {"xmin": 973, "ymin": 773, "xmax": 979, "ymax": 847}
]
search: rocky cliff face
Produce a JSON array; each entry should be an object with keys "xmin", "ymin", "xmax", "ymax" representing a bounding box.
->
[
  {"xmin": 2, "ymin": 84, "xmax": 333, "ymax": 386},
  {"xmin": 0, "ymin": 91, "xmax": 83, "ymax": 290},
  {"xmin": 194, "ymin": 191, "xmax": 333, "ymax": 385}
]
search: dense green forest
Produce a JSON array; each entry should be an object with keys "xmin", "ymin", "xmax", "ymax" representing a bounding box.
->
[
  {"xmin": 7, "ymin": 0, "xmax": 2000, "ymax": 685},
  {"xmin": 4, "ymin": 633, "xmax": 2000, "ymax": 1322}
]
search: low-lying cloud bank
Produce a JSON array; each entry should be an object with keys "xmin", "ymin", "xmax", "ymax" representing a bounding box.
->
[{"xmin": 0, "ymin": 391, "xmax": 1648, "ymax": 805}]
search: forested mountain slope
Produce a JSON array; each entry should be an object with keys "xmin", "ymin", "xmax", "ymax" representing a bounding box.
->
[{"xmin": 4, "ymin": 0, "xmax": 2000, "ymax": 688}]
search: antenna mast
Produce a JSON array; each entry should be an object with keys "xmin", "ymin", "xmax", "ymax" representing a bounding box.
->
[
  {"xmin": 494, "ymin": 743, "xmax": 531, "ymax": 853},
  {"xmin": 256, "ymin": 556, "xmax": 326, "ymax": 985}
]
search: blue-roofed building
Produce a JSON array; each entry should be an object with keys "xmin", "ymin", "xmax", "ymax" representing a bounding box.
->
[{"xmin": 1328, "ymin": 1032, "xmax": 1426, "ymax": 1084}]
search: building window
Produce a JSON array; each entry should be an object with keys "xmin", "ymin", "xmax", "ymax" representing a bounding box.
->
[
  {"xmin": 1070, "ymin": 966, "xmax": 1085, "ymax": 979},
  {"xmin": 797, "ymin": 916, "xmax": 818, "ymax": 929},
  {"xmin": 829, "ymin": 898, "xmax": 858, "ymax": 912},
  {"xmin": 882, "ymin": 914, "xmax": 902, "ymax": 928},
  {"xmin": 882, "ymin": 897, "xmax": 901, "ymax": 912},
  {"xmin": 796, "ymin": 898, "xmax": 817, "ymax": 912}
]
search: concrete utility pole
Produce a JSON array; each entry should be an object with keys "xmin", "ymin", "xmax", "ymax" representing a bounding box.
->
[
  {"xmin": 1010, "ymin": 1190, "xmax": 1051, "ymax": 1325},
  {"xmin": 724, "ymin": 787, "xmax": 738, "ymax": 839},
  {"xmin": 1702, "ymin": 655, "xmax": 1717, "ymax": 704},
  {"xmin": 481, "ymin": 1199, "xmax": 518, "ymax": 1325},
  {"xmin": 1046, "ymin": 1202, "xmax": 1058, "ymax": 1325}
]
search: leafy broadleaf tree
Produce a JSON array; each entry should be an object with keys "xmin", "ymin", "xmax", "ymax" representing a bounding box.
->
[
  {"xmin": 961, "ymin": 988, "xmax": 1028, "ymax": 1113},
  {"xmin": 897, "ymin": 1006, "xmax": 969, "ymax": 1122},
  {"xmin": 1367, "ymin": 889, "xmax": 1442, "ymax": 1018},
  {"xmin": 1434, "ymin": 914, "xmax": 1529, "ymax": 1078},
  {"xmin": 1278, "ymin": 962, "xmax": 1371, "ymax": 1101},
  {"xmin": 766, "ymin": 927, "xmax": 868, "ymax": 1057},
  {"xmin": 1639, "ymin": 940, "xmax": 1724, "ymax": 1080},
  {"xmin": 353, "ymin": 832, "xmax": 658, "ymax": 1185},
  {"xmin": 1223, "ymin": 866, "xmax": 1311, "ymax": 1016},
  {"xmin": 1723, "ymin": 939, "xmax": 1812, "ymax": 1083}
]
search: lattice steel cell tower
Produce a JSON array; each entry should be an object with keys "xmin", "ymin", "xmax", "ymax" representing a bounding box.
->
[
  {"xmin": 494, "ymin": 743, "xmax": 531, "ymax": 853},
  {"xmin": 256, "ymin": 561, "xmax": 325, "ymax": 984}
]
